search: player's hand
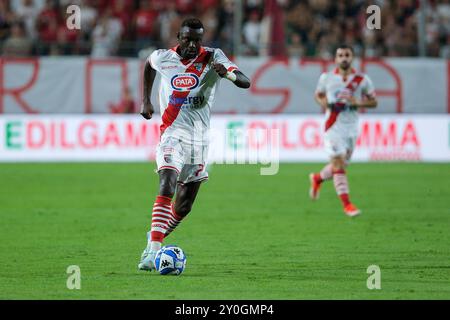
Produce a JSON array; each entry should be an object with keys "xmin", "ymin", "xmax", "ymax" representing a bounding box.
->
[
  {"xmin": 212, "ymin": 63, "xmax": 227, "ymax": 77},
  {"xmin": 140, "ymin": 101, "xmax": 154, "ymax": 120},
  {"xmin": 319, "ymin": 98, "xmax": 328, "ymax": 109},
  {"xmin": 315, "ymin": 92, "xmax": 328, "ymax": 109},
  {"xmin": 348, "ymin": 96, "xmax": 359, "ymax": 108}
]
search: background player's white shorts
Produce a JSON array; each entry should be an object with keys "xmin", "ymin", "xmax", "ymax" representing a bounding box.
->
[
  {"xmin": 324, "ymin": 126, "xmax": 358, "ymax": 158},
  {"xmin": 156, "ymin": 136, "xmax": 209, "ymax": 185}
]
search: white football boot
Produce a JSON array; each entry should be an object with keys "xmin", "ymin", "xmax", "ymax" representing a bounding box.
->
[{"xmin": 137, "ymin": 232, "xmax": 157, "ymax": 271}]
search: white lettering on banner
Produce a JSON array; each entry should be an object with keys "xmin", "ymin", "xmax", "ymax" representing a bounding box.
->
[
  {"xmin": 0, "ymin": 115, "xmax": 448, "ymax": 162},
  {"xmin": 0, "ymin": 58, "xmax": 447, "ymax": 113}
]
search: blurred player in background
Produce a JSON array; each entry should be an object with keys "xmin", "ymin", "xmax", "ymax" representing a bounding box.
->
[
  {"xmin": 310, "ymin": 45, "xmax": 377, "ymax": 217},
  {"xmin": 138, "ymin": 18, "xmax": 251, "ymax": 271}
]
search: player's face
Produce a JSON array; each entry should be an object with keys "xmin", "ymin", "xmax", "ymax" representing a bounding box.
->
[
  {"xmin": 335, "ymin": 48, "xmax": 353, "ymax": 70},
  {"xmin": 178, "ymin": 29, "xmax": 203, "ymax": 59}
]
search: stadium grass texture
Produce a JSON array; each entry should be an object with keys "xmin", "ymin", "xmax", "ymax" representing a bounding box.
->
[{"xmin": 0, "ymin": 163, "xmax": 449, "ymax": 299}]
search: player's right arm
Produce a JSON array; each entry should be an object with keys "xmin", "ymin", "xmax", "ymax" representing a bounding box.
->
[
  {"xmin": 314, "ymin": 73, "xmax": 328, "ymax": 110},
  {"xmin": 140, "ymin": 60, "xmax": 156, "ymax": 120}
]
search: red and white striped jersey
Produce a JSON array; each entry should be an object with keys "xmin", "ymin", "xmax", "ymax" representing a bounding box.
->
[
  {"xmin": 316, "ymin": 68, "xmax": 375, "ymax": 130},
  {"xmin": 148, "ymin": 46, "xmax": 238, "ymax": 143}
]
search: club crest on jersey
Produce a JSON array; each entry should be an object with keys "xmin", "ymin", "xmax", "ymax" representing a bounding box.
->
[
  {"xmin": 193, "ymin": 63, "xmax": 203, "ymax": 72},
  {"xmin": 164, "ymin": 154, "xmax": 173, "ymax": 163},
  {"xmin": 171, "ymin": 73, "xmax": 199, "ymax": 92}
]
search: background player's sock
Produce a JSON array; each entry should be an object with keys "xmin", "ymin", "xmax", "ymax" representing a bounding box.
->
[
  {"xmin": 333, "ymin": 169, "xmax": 351, "ymax": 207},
  {"xmin": 314, "ymin": 164, "xmax": 333, "ymax": 183},
  {"xmin": 315, "ymin": 161, "xmax": 349, "ymax": 183},
  {"xmin": 164, "ymin": 204, "xmax": 185, "ymax": 238},
  {"xmin": 149, "ymin": 195, "xmax": 172, "ymax": 250}
]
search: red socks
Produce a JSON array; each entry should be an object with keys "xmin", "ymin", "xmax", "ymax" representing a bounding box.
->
[
  {"xmin": 318, "ymin": 163, "xmax": 334, "ymax": 182},
  {"xmin": 165, "ymin": 206, "xmax": 184, "ymax": 238},
  {"xmin": 150, "ymin": 195, "xmax": 172, "ymax": 243},
  {"xmin": 150, "ymin": 196, "xmax": 187, "ymax": 242}
]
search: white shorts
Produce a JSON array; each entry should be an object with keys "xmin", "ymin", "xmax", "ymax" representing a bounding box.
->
[
  {"xmin": 324, "ymin": 127, "xmax": 357, "ymax": 159},
  {"xmin": 156, "ymin": 136, "xmax": 209, "ymax": 185}
]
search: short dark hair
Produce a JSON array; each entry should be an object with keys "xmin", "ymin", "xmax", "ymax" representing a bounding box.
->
[
  {"xmin": 335, "ymin": 44, "xmax": 354, "ymax": 54},
  {"xmin": 181, "ymin": 18, "xmax": 204, "ymax": 30}
]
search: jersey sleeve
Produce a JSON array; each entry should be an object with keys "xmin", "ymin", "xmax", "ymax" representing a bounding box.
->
[
  {"xmin": 213, "ymin": 48, "xmax": 239, "ymax": 72},
  {"xmin": 361, "ymin": 75, "xmax": 376, "ymax": 98},
  {"xmin": 315, "ymin": 73, "xmax": 327, "ymax": 94},
  {"xmin": 147, "ymin": 49, "xmax": 163, "ymax": 73}
]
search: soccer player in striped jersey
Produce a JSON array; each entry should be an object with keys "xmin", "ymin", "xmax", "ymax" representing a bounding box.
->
[
  {"xmin": 138, "ymin": 18, "xmax": 251, "ymax": 271},
  {"xmin": 310, "ymin": 45, "xmax": 377, "ymax": 217}
]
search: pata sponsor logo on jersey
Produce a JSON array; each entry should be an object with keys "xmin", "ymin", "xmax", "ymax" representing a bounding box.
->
[{"xmin": 171, "ymin": 73, "xmax": 199, "ymax": 91}]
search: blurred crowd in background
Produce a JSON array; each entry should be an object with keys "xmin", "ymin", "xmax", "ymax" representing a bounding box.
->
[{"xmin": 1, "ymin": 0, "xmax": 450, "ymax": 58}]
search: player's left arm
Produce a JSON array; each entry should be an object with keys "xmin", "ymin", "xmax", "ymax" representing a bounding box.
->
[
  {"xmin": 349, "ymin": 94, "xmax": 377, "ymax": 109},
  {"xmin": 213, "ymin": 63, "xmax": 251, "ymax": 89},
  {"xmin": 349, "ymin": 75, "xmax": 377, "ymax": 109}
]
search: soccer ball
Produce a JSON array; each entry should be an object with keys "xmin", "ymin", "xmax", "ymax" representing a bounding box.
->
[{"xmin": 154, "ymin": 245, "xmax": 187, "ymax": 275}]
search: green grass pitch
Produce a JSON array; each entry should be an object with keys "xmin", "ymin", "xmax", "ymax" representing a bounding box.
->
[{"xmin": 0, "ymin": 162, "xmax": 449, "ymax": 299}]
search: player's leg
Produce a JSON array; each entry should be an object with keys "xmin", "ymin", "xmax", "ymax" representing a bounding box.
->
[
  {"xmin": 330, "ymin": 136, "xmax": 360, "ymax": 217},
  {"xmin": 164, "ymin": 140, "xmax": 209, "ymax": 237},
  {"xmin": 310, "ymin": 130, "xmax": 343, "ymax": 200},
  {"xmin": 149, "ymin": 169, "xmax": 178, "ymax": 249},
  {"xmin": 165, "ymin": 180, "xmax": 202, "ymax": 238},
  {"xmin": 139, "ymin": 137, "xmax": 184, "ymax": 271},
  {"xmin": 139, "ymin": 169, "xmax": 179, "ymax": 271},
  {"xmin": 165, "ymin": 161, "xmax": 208, "ymax": 237},
  {"xmin": 310, "ymin": 145, "xmax": 351, "ymax": 200}
]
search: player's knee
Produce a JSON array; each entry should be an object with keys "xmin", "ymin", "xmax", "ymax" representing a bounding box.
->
[
  {"xmin": 159, "ymin": 176, "xmax": 177, "ymax": 198},
  {"xmin": 331, "ymin": 157, "xmax": 346, "ymax": 171}
]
